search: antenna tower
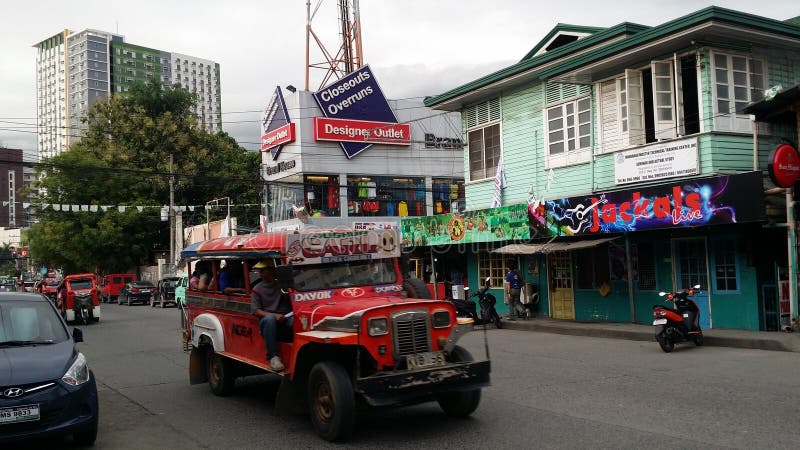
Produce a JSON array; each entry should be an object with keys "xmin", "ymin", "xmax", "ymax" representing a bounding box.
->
[{"xmin": 305, "ymin": 0, "xmax": 363, "ymax": 91}]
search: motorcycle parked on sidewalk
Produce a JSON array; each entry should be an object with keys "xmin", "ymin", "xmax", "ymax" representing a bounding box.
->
[
  {"xmin": 462, "ymin": 277, "xmax": 502, "ymax": 329},
  {"xmin": 653, "ymin": 285, "xmax": 703, "ymax": 353}
]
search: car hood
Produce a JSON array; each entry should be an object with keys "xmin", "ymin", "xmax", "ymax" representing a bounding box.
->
[{"xmin": 0, "ymin": 340, "xmax": 75, "ymax": 385}]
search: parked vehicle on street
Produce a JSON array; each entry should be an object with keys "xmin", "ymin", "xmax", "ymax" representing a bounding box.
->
[
  {"xmin": 181, "ymin": 229, "xmax": 490, "ymax": 441},
  {"xmin": 117, "ymin": 280, "xmax": 155, "ymax": 306},
  {"xmin": 464, "ymin": 278, "xmax": 503, "ymax": 329},
  {"xmin": 653, "ymin": 285, "xmax": 703, "ymax": 353},
  {"xmin": 35, "ymin": 277, "xmax": 60, "ymax": 302},
  {"xmin": 56, "ymin": 274, "xmax": 100, "ymax": 325},
  {"xmin": 153, "ymin": 276, "xmax": 181, "ymax": 308},
  {"xmin": 100, "ymin": 273, "xmax": 136, "ymax": 303},
  {"xmin": 0, "ymin": 292, "xmax": 99, "ymax": 445},
  {"xmin": 174, "ymin": 275, "xmax": 189, "ymax": 307}
]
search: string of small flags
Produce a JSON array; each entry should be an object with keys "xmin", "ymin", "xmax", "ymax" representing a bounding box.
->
[{"xmin": 8, "ymin": 203, "xmax": 265, "ymax": 212}]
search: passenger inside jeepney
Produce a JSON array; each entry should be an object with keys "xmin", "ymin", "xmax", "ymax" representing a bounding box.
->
[
  {"xmin": 218, "ymin": 260, "xmax": 247, "ymax": 295},
  {"xmin": 190, "ymin": 261, "xmax": 214, "ymax": 291},
  {"xmin": 250, "ymin": 260, "xmax": 293, "ymax": 371}
]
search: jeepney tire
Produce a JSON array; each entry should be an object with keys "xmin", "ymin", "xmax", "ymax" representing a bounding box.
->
[
  {"xmin": 207, "ymin": 351, "xmax": 236, "ymax": 396},
  {"xmin": 308, "ymin": 361, "xmax": 355, "ymax": 442},
  {"xmin": 403, "ymin": 277, "xmax": 431, "ymax": 299},
  {"xmin": 437, "ymin": 345, "xmax": 481, "ymax": 418}
]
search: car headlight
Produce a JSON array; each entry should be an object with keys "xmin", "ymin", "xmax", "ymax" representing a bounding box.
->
[
  {"xmin": 432, "ymin": 310, "xmax": 451, "ymax": 328},
  {"xmin": 62, "ymin": 352, "xmax": 90, "ymax": 386},
  {"xmin": 368, "ymin": 317, "xmax": 388, "ymax": 336}
]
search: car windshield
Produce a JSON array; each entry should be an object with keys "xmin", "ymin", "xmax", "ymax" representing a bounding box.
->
[
  {"xmin": 0, "ymin": 300, "xmax": 69, "ymax": 344},
  {"xmin": 291, "ymin": 259, "xmax": 397, "ymax": 291},
  {"xmin": 69, "ymin": 279, "xmax": 94, "ymax": 290},
  {"xmin": 45, "ymin": 280, "xmax": 59, "ymax": 286}
]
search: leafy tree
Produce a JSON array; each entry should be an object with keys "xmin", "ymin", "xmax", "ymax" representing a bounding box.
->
[{"xmin": 28, "ymin": 82, "xmax": 261, "ymax": 273}]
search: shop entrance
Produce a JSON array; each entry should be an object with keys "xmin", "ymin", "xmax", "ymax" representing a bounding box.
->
[
  {"xmin": 673, "ymin": 238, "xmax": 711, "ymax": 329},
  {"xmin": 548, "ymin": 251, "xmax": 574, "ymax": 319}
]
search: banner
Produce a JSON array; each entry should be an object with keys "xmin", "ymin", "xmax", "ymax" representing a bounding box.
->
[{"xmin": 400, "ymin": 203, "xmax": 529, "ymax": 246}]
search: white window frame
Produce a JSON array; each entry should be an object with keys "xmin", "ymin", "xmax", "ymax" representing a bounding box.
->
[
  {"xmin": 467, "ymin": 122, "xmax": 502, "ymax": 182},
  {"xmin": 711, "ymin": 51, "xmax": 766, "ymax": 133},
  {"xmin": 544, "ymin": 96, "xmax": 591, "ymax": 168}
]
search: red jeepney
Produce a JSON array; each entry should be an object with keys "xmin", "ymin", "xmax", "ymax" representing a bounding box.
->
[
  {"xmin": 56, "ymin": 273, "xmax": 101, "ymax": 324},
  {"xmin": 181, "ymin": 228, "xmax": 490, "ymax": 441},
  {"xmin": 36, "ymin": 276, "xmax": 60, "ymax": 301}
]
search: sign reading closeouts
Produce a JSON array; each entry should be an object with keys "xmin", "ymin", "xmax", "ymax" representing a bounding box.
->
[{"xmin": 313, "ymin": 65, "xmax": 408, "ymax": 158}]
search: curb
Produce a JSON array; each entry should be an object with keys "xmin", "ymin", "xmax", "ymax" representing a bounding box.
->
[{"xmin": 500, "ymin": 320, "xmax": 795, "ymax": 352}]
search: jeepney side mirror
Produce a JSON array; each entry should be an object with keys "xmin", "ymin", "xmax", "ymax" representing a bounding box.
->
[{"xmin": 275, "ymin": 265, "xmax": 294, "ymax": 290}]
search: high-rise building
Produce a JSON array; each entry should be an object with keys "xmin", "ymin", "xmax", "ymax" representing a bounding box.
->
[{"xmin": 34, "ymin": 29, "xmax": 222, "ymax": 161}]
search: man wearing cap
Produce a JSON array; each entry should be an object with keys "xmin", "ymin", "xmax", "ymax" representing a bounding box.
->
[{"xmin": 251, "ymin": 260, "xmax": 293, "ymax": 371}]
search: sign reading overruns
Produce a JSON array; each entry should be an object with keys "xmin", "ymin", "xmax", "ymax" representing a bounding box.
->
[
  {"xmin": 261, "ymin": 86, "xmax": 295, "ymax": 161},
  {"xmin": 313, "ymin": 65, "xmax": 401, "ymax": 158}
]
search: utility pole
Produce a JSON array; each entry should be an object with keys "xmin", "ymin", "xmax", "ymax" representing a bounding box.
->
[{"xmin": 169, "ymin": 152, "xmax": 175, "ymax": 268}]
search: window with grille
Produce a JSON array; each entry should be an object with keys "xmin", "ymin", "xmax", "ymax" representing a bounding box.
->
[
  {"xmin": 713, "ymin": 239, "xmax": 738, "ymax": 291},
  {"xmin": 477, "ymin": 252, "xmax": 507, "ymax": 288}
]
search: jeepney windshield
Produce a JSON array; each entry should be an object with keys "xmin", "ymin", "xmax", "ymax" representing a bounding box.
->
[
  {"xmin": 291, "ymin": 259, "xmax": 396, "ymax": 291},
  {"xmin": 68, "ymin": 279, "xmax": 94, "ymax": 290}
]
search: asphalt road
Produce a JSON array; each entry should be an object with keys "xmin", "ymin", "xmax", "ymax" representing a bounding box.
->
[{"xmin": 13, "ymin": 302, "xmax": 800, "ymax": 449}]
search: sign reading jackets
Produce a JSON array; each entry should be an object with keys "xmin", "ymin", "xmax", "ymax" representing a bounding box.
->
[
  {"xmin": 261, "ymin": 86, "xmax": 296, "ymax": 161},
  {"xmin": 534, "ymin": 172, "xmax": 765, "ymax": 236},
  {"xmin": 312, "ymin": 65, "xmax": 410, "ymax": 158}
]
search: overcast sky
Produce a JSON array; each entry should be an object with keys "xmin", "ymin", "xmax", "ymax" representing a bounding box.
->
[{"xmin": 1, "ymin": 0, "xmax": 797, "ymax": 158}]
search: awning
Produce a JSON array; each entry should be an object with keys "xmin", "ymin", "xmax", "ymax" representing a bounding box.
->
[{"xmin": 493, "ymin": 237, "xmax": 618, "ymax": 254}]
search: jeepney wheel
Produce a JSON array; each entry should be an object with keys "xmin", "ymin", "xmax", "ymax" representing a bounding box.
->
[
  {"xmin": 308, "ymin": 361, "xmax": 355, "ymax": 442},
  {"xmin": 437, "ymin": 345, "xmax": 481, "ymax": 417},
  {"xmin": 206, "ymin": 351, "xmax": 236, "ymax": 396},
  {"xmin": 403, "ymin": 277, "xmax": 431, "ymax": 299}
]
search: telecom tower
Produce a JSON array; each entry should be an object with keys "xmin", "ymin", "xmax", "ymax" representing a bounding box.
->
[{"xmin": 305, "ymin": 0, "xmax": 363, "ymax": 90}]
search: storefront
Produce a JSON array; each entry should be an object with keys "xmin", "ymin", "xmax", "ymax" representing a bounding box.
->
[
  {"xmin": 494, "ymin": 172, "xmax": 771, "ymax": 330},
  {"xmin": 261, "ymin": 65, "xmax": 464, "ymax": 231}
]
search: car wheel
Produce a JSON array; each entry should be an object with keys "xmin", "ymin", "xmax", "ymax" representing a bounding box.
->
[
  {"xmin": 437, "ymin": 345, "xmax": 481, "ymax": 417},
  {"xmin": 127, "ymin": 296, "xmax": 131, "ymax": 306},
  {"xmin": 308, "ymin": 361, "xmax": 355, "ymax": 442},
  {"xmin": 207, "ymin": 350, "xmax": 236, "ymax": 396}
]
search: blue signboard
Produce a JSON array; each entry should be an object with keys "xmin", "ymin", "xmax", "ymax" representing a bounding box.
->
[{"xmin": 313, "ymin": 65, "xmax": 398, "ymax": 158}]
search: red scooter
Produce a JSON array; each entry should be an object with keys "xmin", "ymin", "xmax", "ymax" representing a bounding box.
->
[{"xmin": 653, "ymin": 285, "xmax": 703, "ymax": 353}]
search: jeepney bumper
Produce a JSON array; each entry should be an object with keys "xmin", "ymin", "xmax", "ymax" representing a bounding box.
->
[{"xmin": 355, "ymin": 360, "xmax": 491, "ymax": 407}]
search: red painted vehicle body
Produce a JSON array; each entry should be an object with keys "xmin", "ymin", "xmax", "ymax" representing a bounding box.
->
[
  {"xmin": 181, "ymin": 229, "xmax": 490, "ymax": 441},
  {"xmin": 36, "ymin": 277, "xmax": 60, "ymax": 301},
  {"xmin": 57, "ymin": 273, "xmax": 101, "ymax": 323},
  {"xmin": 100, "ymin": 273, "xmax": 136, "ymax": 303}
]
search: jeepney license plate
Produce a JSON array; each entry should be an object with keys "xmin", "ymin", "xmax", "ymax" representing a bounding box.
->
[
  {"xmin": 406, "ymin": 351, "xmax": 446, "ymax": 370},
  {"xmin": 0, "ymin": 404, "xmax": 40, "ymax": 424},
  {"xmin": 653, "ymin": 318, "xmax": 667, "ymax": 325}
]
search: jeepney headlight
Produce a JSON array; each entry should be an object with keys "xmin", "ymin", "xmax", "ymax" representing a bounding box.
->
[
  {"xmin": 432, "ymin": 310, "xmax": 451, "ymax": 328},
  {"xmin": 368, "ymin": 317, "xmax": 388, "ymax": 336}
]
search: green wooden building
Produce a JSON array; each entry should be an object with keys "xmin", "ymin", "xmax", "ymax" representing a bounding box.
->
[{"xmin": 424, "ymin": 7, "xmax": 800, "ymax": 331}]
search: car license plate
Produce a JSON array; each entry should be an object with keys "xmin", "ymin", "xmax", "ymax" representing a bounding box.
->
[
  {"xmin": 653, "ymin": 318, "xmax": 667, "ymax": 325},
  {"xmin": 406, "ymin": 351, "xmax": 446, "ymax": 370},
  {"xmin": 141, "ymin": 289, "xmax": 151, "ymax": 293},
  {"xmin": 0, "ymin": 404, "xmax": 40, "ymax": 425}
]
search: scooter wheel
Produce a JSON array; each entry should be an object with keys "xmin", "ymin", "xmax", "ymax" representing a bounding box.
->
[
  {"xmin": 692, "ymin": 333, "xmax": 704, "ymax": 346},
  {"xmin": 657, "ymin": 337, "xmax": 674, "ymax": 353}
]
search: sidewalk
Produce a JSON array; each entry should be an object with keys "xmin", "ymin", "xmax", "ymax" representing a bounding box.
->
[{"xmin": 500, "ymin": 316, "xmax": 800, "ymax": 352}]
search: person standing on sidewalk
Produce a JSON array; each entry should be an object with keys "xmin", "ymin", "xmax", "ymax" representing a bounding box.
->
[{"xmin": 505, "ymin": 264, "xmax": 522, "ymax": 320}]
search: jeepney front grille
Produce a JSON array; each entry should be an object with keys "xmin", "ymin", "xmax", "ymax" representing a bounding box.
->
[{"xmin": 392, "ymin": 310, "xmax": 431, "ymax": 357}]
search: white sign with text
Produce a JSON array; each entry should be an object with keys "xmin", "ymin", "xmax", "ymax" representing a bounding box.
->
[{"xmin": 614, "ymin": 138, "xmax": 699, "ymax": 185}]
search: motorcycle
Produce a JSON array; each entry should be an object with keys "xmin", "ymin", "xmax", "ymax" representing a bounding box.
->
[
  {"xmin": 75, "ymin": 295, "xmax": 93, "ymax": 325},
  {"xmin": 461, "ymin": 277, "xmax": 502, "ymax": 329},
  {"xmin": 652, "ymin": 285, "xmax": 703, "ymax": 353}
]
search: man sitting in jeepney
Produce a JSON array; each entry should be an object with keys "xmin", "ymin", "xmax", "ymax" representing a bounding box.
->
[
  {"xmin": 251, "ymin": 260, "xmax": 293, "ymax": 371},
  {"xmin": 218, "ymin": 260, "xmax": 247, "ymax": 295}
]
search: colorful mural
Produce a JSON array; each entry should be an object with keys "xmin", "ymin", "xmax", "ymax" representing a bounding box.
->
[
  {"xmin": 532, "ymin": 172, "xmax": 765, "ymax": 236},
  {"xmin": 400, "ymin": 203, "xmax": 529, "ymax": 246}
]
